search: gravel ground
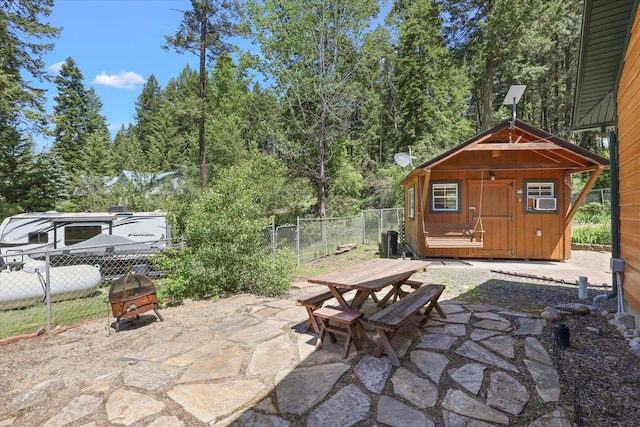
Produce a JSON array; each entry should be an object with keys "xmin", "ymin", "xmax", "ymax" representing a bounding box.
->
[{"xmin": 414, "ymin": 262, "xmax": 640, "ymax": 427}]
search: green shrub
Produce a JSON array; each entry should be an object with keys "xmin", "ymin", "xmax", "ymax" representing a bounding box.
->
[
  {"xmin": 158, "ymin": 162, "xmax": 295, "ymax": 301},
  {"xmin": 571, "ymin": 223, "xmax": 611, "ymax": 245},
  {"xmin": 574, "ymin": 201, "xmax": 610, "ymax": 224}
]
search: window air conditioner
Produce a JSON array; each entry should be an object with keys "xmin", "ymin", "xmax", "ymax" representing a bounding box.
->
[{"xmin": 534, "ymin": 197, "xmax": 557, "ymax": 210}]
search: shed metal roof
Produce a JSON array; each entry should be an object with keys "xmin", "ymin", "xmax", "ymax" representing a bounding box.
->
[{"xmin": 573, "ymin": 0, "xmax": 639, "ymax": 131}]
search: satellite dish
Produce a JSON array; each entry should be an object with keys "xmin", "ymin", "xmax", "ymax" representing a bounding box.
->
[{"xmin": 394, "ymin": 152, "xmax": 412, "ymax": 168}]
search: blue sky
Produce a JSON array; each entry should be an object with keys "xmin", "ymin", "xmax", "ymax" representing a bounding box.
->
[
  {"xmin": 38, "ymin": 0, "xmax": 390, "ymax": 152},
  {"xmin": 38, "ymin": 0, "xmax": 205, "ymax": 151}
]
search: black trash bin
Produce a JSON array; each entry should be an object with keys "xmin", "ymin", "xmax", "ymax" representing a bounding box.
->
[{"xmin": 381, "ymin": 230, "xmax": 399, "ymax": 257}]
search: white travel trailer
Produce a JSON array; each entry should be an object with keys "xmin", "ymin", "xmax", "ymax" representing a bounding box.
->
[{"xmin": 0, "ymin": 209, "xmax": 171, "ymax": 265}]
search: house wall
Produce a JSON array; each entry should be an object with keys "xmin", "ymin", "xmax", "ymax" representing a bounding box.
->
[
  {"xmin": 404, "ymin": 166, "xmax": 571, "ymax": 261},
  {"xmin": 617, "ymin": 7, "xmax": 640, "ymax": 319}
]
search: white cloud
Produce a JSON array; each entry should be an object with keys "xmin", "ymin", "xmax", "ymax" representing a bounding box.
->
[
  {"xmin": 92, "ymin": 71, "xmax": 145, "ymax": 89},
  {"xmin": 48, "ymin": 61, "xmax": 65, "ymax": 74}
]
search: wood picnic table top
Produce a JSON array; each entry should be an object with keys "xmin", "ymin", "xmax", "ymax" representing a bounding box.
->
[{"xmin": 307, "ymin": 258, "xmax": 431, "ymax": 292}]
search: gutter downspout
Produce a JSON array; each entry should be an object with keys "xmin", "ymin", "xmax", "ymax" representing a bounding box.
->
[{"xmin": 592, "ymin": 128, "xmax": 621, "ymax": 311}]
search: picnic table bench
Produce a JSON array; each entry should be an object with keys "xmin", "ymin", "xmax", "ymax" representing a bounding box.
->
[
  {"xmin": 369, "ymin": 283, "xmax": 446, "ymax": 366},
  {"xmin": 298, "ymin": 288, "xmax": 352, "ymax": 335}
]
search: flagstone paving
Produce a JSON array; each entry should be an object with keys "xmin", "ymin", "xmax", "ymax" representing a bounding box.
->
[{"xmin": 3, "ymin": 289, "xmax": 571, "ymax": 427}]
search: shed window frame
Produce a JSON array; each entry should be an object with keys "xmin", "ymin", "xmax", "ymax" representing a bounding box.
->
[
  {"xmin": 430, "ymin": 181, "xmax": 461, "ymax": 213},
  {"xmin": 408, "ymin": 185, "xmax": 415, "ymax": 220},
  {"xmin": 524, "ymin": 179, "xmax": 558, "ymax": 214}
]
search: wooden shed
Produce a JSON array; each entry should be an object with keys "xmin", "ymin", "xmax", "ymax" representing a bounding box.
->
[
  {"xmin": 573, "ymin": 0, "xmax": 640, "ymax": 319},
  {"xmin": 402, "ymin": 119, "xmax": 609, "ymax": 261}
]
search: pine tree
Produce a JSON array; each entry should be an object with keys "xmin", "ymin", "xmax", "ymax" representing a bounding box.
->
[
  {"xmin": 0, "ymin": 0, "xmax": 60, "ymax": 129},
  {"xmin": 52, "ymin": 57, "xmax": 90, "ymax": 176},
  {"xmin": 164, "ymin": 0, "xmax": 244, "ymax": 189},
  {"xmin": 134, "ymin": 74, "xmax": 164, "ymax": 154},
  {"xmin": 395, "ymin": 0, "xmax": 471, "ymax": 156}
]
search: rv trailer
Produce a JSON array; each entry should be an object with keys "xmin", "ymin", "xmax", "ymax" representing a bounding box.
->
[{"xmin": 0, "ymin": 209, "xmax": 171, "ymax": 266}]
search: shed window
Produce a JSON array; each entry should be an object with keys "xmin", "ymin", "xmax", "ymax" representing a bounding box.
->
[
  {"xmin": 408, "ymin": 185, "xmax": 415, "ymax": 219},
  {"xmin": 431, "ymin": 182, "xmax": 460, "ymax": 212},
  {"xmin": 525, "ymin": 181, "xmax": 557, "ymax": 212}
]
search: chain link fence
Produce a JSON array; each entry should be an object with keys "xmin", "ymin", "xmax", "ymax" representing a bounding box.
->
[
  {"xmin": 0, "ymin": 239, "xmax": 175, "ymax": 340},
  {"xmin": 264, "ymin": 208, "xmax": 404, "ymax": 264},
  {"xmin": 572, "ymin": 187, "xmax": 611, "ymax": 205}
]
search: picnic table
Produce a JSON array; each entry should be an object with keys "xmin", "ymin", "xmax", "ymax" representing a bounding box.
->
[{"xmin": 307, "ymin": 258, "xmax": 432, "ymax": 310}]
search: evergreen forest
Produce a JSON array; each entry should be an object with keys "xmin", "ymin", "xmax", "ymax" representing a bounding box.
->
[{"xmin": 1, "ymin": 0, "xmax": 609, "ymax": 297}]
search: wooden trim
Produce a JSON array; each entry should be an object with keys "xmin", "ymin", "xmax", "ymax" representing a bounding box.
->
[
  {"xmin": 466, "ymin": 142, "xmax": 559, "ymax": 151},
  {"xmin": 565, "ymin": 166, "xmax": 603, "ymax": 227}
]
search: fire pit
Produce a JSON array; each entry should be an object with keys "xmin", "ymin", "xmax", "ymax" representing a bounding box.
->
[{"xmin": 108, "ymin": 272, "xmax": 163, "ymax": 332}]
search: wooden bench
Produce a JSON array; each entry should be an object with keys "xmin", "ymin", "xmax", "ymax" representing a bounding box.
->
[
  {"xmin": 314, "ymin": 305, "xmax": 373, "ymax": 359},
  {"xmin": 368, "ymin": 284, "xmax": 446, "ymax": 366},
  {"xmin": 376, "ymin": 279, "xmax": 429, "ymax": 306},
  {"xmin": 424, "ymin": 224, "xmax": 483, "ymax": 248},
  {"xmin": 298, "ymin": 288, "xmax": 351, "ymax": 335}
]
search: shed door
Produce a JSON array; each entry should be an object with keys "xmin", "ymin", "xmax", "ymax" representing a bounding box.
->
[{"xmin": 469, "ymin": 179, "xmax": 516, "ymax": 257}]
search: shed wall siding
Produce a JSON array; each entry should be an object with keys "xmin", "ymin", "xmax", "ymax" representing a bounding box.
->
[
  {"xmin": 407, "ymin": 168, "xmax": 569, "ymax": 260},
  {"xmin": 618, "ymin": 7, "xmax": 640, "ymax": 315}
]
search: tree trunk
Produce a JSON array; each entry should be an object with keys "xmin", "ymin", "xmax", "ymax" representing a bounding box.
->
[{"xmin": 198, "ymin": 3, "xmax": 207, "ymax": 189}]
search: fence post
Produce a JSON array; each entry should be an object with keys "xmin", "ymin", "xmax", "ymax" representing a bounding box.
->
[
  {"xmin": 45, "ymin": 251, "xmax": 52, "ymax": 332},
  {"xmin": 272, "ymin": 217, "xmax": 276, "ymax": 256},
  {"xmin": 361, "ymin": 211, "xmax": 365, "ymax": 244},
  {"xmin": 296, "ymin": 217, "xmax": 301, "ymax": 266}
]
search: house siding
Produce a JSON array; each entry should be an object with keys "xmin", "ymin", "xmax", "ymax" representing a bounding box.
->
[{"xmin": 618, "ymin": 6, "xmax": 640, "ymax": 316}]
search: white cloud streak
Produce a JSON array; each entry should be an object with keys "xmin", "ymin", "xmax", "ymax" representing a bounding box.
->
[
  {"xmin": 48, "ymin": 61, "xmax": 65, "ymax": 74},
  {"xmin": 93, "ymin": 70, "xmax": 145, "ymax": 89}
]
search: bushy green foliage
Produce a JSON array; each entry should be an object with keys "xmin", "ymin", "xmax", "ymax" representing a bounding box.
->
[
  {"xmin": 573, "ymin": 201, "xmax": 610, "ymax": 224},
  {"xmin": 571, "ymin": 223, "xmax": 611, "ymax": 245},
  {"xmin": 159, "ymin": 162, "xmax": 295, "ymax": 301},
  {"xmin": 572, "ymin": 202, "xmax": 611, "ymax": 245}
]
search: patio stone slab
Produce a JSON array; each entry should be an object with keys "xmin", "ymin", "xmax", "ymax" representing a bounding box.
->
[
  {"xmin": 307, "ymin": 384, "xmax": 370, "ymax": 427},
  {"xmin": 354, "ymin": 355, "xmax": 392, "ymax": 394},
  {"xmin": 106, "ymin": 388, "xmax": 165, "ymax": 426},
  {"xmin": 176, "ymin": 346, "xmax": 245, "ymax": 383},
  {"xmin": 219, "ymin": 319, "xmax": 287, "ymax": 344},
  {"xmin": 168, "ymin": 380, "xmax": 265, "ymax": 424},
  {"xmin": 433, "ymin": 312, "xmax": 471, "ymax": 324},
  {"xmin": 123, "ymin": 361, "xmax": 183, "ymax": 391},
  {"xmin": 464, "ymin": 304, "xmax": 504, "ymax": 312},
  {"xmin": 275, "ymin": 363, "xmax": 350, "ymax": 415},
  {"xmin": 376, "ymin": 395, "xmax": 434, "ymax": 427},
  {"xmin": 440, "ymin": 304, "xmax": 466, "ymax": 314},
  {"xmin": 480, "ymin": 335, "xmax": 515, "ymax": 358},
  {"xmin": 122, "ymin": 341, "xmax": 198, "ymax": 363},
  {"xmin": 42, "ymin": 395, "xmax": 102, "ymax": 427},
  {"xmin": 470, "ymin": 328, "xmax": 501, "ymax": 341},
  {"xmin": 162, "ymin": 340, "xmax": 234, "ymax": 367},
  {"xmin": 424, "ymin": 323, "xmax": 467, "ymax": 337},
  {"xmin": 146, "ymin": 416, "xmax": 185, "ymax": 427},
  {"xmin": 455, "ymin": 341, "xmax": 519, "ymax": 373},
  {"xmin": 230, "ymin": 410, "xmax": 290, "ymax": 427},
  {"xmin": 411, "ymin": 350, "xmax": 449, "ymax": 383},
  {"xmin": 391, "ymin": 367, "xmax": 438, "ymax": 408},
  {"xmin": 524, "ymin": 359, "xmax": 560, "ymax": 402},
  {"xmin": 473, "ymin": 312, "xmax": 510, "ymax": 322},
  {"xmin": 10, "ymin": 378, "xmax": 65, "ymax": 411},
  {"xmin": 473, "ymin": 319, "xmax": 513, "ymax": 332},
  {"xmin": 525, "ymin": 337, "xmax": 553, "ymax": 366},
  {"xmin": 487, "ymin": 371, "xmax": 530, "ymax": 415},
  {"xmin": 442, "ymin": 410, "xmax": 495, "ymax": 427},
  {"xmin": 513, "ymin": 318, "xmax": 545, "ymax": 336},
  {"xmin": 249, "ymin": 335, "xmax": 296, "ymax": 375},
  {"xmin": 449, "ymin": 363, "xmax": 486, "ymax": 395},
  {"xmin": 416, "ymin": 333, "xmax": 458, "ymax": 350},
  {"xmin": 441, "ymin": 389, "xmax": 509, "ymax": 425},
  {"xmin": 528, "ymin": 407, "xmax": 572, "ymax": 427}
]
